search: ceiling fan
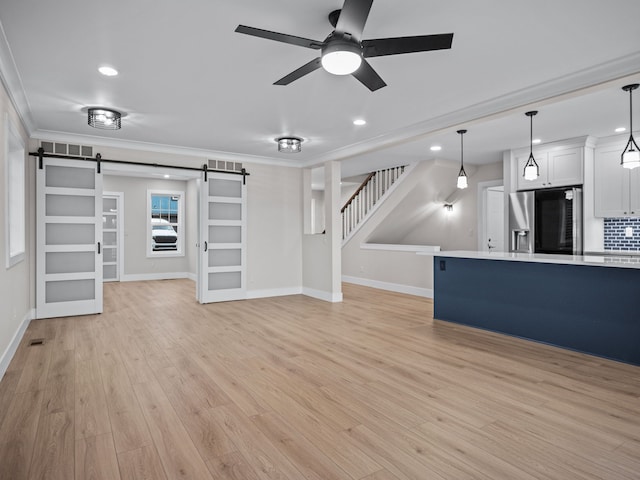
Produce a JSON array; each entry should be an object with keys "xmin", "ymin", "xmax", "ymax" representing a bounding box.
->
[{"xmin": 235, "ymin": 0, "xmax": 454, "ymax": 91}]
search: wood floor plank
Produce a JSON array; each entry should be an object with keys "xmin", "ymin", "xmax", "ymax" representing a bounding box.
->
[
  {"xmin": 210, "ymin": 403, "xmax": 305, "ymax": 480},
  {"xmin": 250, "ymin": 411, "xmax": 350, "ymax": 480},
  {"xmin": 43, "ymin": 348, "xmax": 75, "ymax": 415},
  {"xmin": 109, "ymin": 407, "xmax": 152, "ymax": 454},
  {"xmin": 75, "ymin": 433, "xmax": 121, "ymax": 480},
  {"xmin": 207, "ymin": 451, "xmax": 262, "ymax": 480},
  {"xmin": 15, "ymin": 340, "xmax": 51, "ymax": 394},
  {"xmin": 117, "ymin": 445, "xmax": 168, "ymax": 480},
  {"xmin": 75, "ymin": 355, "xmax": 111, "ymax": 439},
  {"xmin": 133, "ymin": 379, "xmax": 213, "ymax": 479},
  {"xmin": 28, "ymin": 411, "xmax": 74, "ymax": 480},
  {"xmin": 0, "ymin": 369, "xmax": 21, "ymax": 428},
  {"xmin": 0, "ymin": 390, "xmax": 44, "ymax": 480}
]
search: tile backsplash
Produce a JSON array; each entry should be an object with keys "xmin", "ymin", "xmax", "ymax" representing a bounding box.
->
[{"xmin": 604, "ymin": 218, "xmax": 640, "ymax": 251}]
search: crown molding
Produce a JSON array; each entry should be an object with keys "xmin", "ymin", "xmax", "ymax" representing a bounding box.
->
[
  {"xmin": 30, "ymin": 129, "xmax": 299, "ymax": 168},
  {"xmin": 0, "ymin": 19, "xmax": 35, "ymax": 134},
  {"xmin": 301, "ymin": 51, "xmax": 640, "ymax": 167}
]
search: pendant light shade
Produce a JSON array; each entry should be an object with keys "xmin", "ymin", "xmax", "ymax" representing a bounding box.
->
[
  {"xmin": 621, "ymin": 84, "xmax": 640, "ymax": 170},
  {"xmin": 523, "ymin": 111, "xmax": 539, "ymax": 180},
  {"xmin": 456, "ymin": 129, "xmax": 468, "ymax": 189}
]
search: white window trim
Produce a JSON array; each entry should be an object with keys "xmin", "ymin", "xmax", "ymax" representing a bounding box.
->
[
  {"xmin": 5, "ymin": 115, "xmax": 26, "ymax": 269},
  {"xmin": 147, "ymin": 189, "xmax": 185, "ymax": 257}
]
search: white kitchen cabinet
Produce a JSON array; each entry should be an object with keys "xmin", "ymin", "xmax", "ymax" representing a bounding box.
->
[
  {"xmin": 517, "ymin": 147, "xmax": 583, "ymax": 190},
  {"xmin": 594, "ymin": 144, "xmax": 640, "ymax": 217}
]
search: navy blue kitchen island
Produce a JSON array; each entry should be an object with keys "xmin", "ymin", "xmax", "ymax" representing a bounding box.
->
[{"xmin": 433, "ymin": 251, "xmax": 640, "ymax": 365}]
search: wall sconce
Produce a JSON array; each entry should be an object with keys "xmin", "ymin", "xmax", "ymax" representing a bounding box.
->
[{"xmin": 444, "ymin": 203, "xmax": 453, "ymax": 213}]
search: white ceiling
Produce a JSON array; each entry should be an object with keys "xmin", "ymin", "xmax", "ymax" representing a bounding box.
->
[{"xmin": 1, "ymin": 0, "xmax": 639, "ymax": 177}]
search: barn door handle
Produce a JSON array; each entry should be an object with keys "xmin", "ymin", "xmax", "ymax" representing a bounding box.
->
[
  {"xmin": 204, "ymin": 241, "xmax": 208, "ymax": 252},
  {"xmin": 97, "ymin": 242, "xmax": 101, "ymax": 254}
]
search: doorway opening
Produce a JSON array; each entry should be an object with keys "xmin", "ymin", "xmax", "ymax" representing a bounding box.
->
[{"xmin": 478, "ymin": 181, "xmax": 505, "ymax": 252}]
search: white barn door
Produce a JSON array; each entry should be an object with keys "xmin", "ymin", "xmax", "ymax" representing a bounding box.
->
[
  {"xmin": 36, "ymin": 158, "xmax": 103, "ymax": 319},
  {"xmin": 198, "ymin": 172, "xmax": 246, "ymax": 303}
]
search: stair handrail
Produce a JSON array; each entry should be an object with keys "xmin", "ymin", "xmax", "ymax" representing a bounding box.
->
[{"xmin": 341, "ymin": 172, "xmax": 376, "ymax": 214}]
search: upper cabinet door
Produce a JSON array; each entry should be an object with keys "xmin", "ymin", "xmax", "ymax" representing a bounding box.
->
[
  {"xmin": 547, "ymin": 147, "xmax": 583, "ymax": 187},
  {"xmin": 517, "ymin": 146, "xmax": 584, "ymax": 191},
  {"xmin": 594, "ymin": 145, "xmax": 630, "ymax": 217},
  {"xmin": 628, "ymin": 167, "xmax": 640, "ymax": 215}
]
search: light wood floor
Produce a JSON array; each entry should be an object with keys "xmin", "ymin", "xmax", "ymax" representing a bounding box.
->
[{"xmin": 1, "ymin": 280, "xmax": 639, "ymax": 479}]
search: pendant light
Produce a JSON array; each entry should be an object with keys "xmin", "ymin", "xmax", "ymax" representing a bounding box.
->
[
  {"xmin": 621, "ymin": 84, "xmax": 640, "ymax": 169},
  {"xmin": 456, "ymin": 129, "xmax": 468, "ymax": 189},
  {"xmin": 523, "ymin": 111, "xmax": 539, "ymax": 181}
]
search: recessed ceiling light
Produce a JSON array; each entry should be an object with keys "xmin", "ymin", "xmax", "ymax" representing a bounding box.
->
[
  {"xmin": 98, "ymin": 66, "xmax": 118, "ymax": 76},
  {"xmin": 164, "ymin": 174, "xmax": 170, "ymax": 178},
  {"xmin": 532, "ymin": 138, "xmax": 542, "ymax": 144},
  {"xmin": 615, "ymin": 127, "xmax": 626, "ymax": 133},
  {"xmin": 353, "ymin": 119, "xmax": 366, "ymax": 126},
  {"xmin": 430, "ymin": 145, "xmax": 442, "ymax": 151}
]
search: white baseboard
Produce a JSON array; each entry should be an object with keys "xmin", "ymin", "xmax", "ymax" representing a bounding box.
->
[
  {"xmin": 342, "ymin": 275, "xmax": 433, "ymax": 298},
  {"xmin": 302, "ymin": 287, "xmax": 343, "ymax": 303},
  {"xmin": 186, "ymin": 272, "xmax": 197, "ymax": 282},
  {"xmin": 120, "ymin": 272, "xmax": 193, "ymax": 282},
  {"xmin": 0, "ymin": 308, "xmax": 34, "ymax": 381},
  {"xmin": 247, "ymin": 287, "xmax": 303, "ymax": 299}
]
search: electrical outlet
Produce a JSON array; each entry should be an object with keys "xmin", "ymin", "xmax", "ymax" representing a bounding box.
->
[{"xmin": 625, "ymin": 227, "xmax": 633, "ymax": 238}]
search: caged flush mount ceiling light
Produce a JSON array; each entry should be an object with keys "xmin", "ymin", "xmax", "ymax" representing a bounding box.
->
[
  {"xmin": 276, "ymin": 136, "xmax": 303, "ymax": 153},
  {"xmin": 621, "ymin": 84, "xmax": 640, "ymax": 169},
  {"xmin": 88, "ymin": 108, "xmax": 122, "ymax": 130}
]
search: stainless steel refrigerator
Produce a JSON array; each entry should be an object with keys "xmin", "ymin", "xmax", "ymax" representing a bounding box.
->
[{"xmin": 509, "ymin": 187, "xmax": 583, "ymax": 255}]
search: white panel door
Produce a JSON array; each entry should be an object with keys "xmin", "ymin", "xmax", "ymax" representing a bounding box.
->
[
  {"xmin": 36, "ymin": 158, "xmax": 103, "ymax": 319},
  {"xmin": 198, "ymin": 172, "xmax": 246, "ymax": 303},
  {"xmin": 102, "ymin": 193, "xmax": 122, "ymax": 282}
]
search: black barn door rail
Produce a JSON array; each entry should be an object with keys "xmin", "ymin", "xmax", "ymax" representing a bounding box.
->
[{"xmin": 30, "ymin": 147, "xmax": 250, "ymax": 184}]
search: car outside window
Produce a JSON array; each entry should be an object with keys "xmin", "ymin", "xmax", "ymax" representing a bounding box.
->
[{"xmin": 147, "ymin": 190, "xmax": 184, "ymax": 256}]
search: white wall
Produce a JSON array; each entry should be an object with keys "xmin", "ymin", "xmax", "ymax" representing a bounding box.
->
[
  {"xmin": 302, "ymin": 162, "xmax": 342, "ymax": 302},
  {"xmin": 102, "ymin": 175, "xmax": 192, "ymax": 279},
  {"xmin": 401, "ymin": 161, "xmax": 503, "ymax": 249},
  {"xmin": 245, "ymin": 163, "xmax": 302, "ymax": 296},
  {"xmin": 342, "ymin": 159, "xmax": 503, "ymax": 296},
  {"xmin": 0, "ymin": 80, "xmax": 33, "ymax": 377}
]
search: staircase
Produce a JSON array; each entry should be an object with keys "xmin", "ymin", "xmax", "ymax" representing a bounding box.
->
[{"xmin": 341, "ymin": 165, "xmax": 407, "ymax": 242}]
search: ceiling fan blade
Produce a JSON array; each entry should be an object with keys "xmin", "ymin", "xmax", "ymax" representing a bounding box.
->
[
  {"xmin": 274, "ymin": 58, "xmax": 323, "ymax": 85},
  {"xmin": 235, "ymin": 25, "xmax": 322, "ymax": 49},
  {"xmin": 335, "ymin": 0, "xmax": 374, "ymax": 41},
  {"xmin": 363, "ymin": 33, "xmax": 454, "ymax": 57},
  {"xmin": 352, "ymin": 59, "xmax": 386, "ymax": 91}
]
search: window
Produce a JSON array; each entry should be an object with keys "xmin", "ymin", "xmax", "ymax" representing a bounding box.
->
[
  {"xmin": 5, "ymin": 116, "xmax": 25, "ymax": 268},
  {"xmin": 147, "ymin": 189, "xmax": 184, "ymax": 256}
]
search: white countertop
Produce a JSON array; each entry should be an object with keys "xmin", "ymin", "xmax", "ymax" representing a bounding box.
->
[{"xmin": 431, "ymin": 250, "xmax": 640, "ymax": 270}]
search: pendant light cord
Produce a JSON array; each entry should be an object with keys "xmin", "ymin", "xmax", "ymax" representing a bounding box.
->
[
  {"xmin": 460, "ymin": 131, "xmax": 464, "ymax": 168},
  {"xmin": 630, "ymin": 87, "xmax": 634, "ymax": 134},
  {"xmin": 530, "ymin": 113, "xmax": 533, "ymax": 153}
]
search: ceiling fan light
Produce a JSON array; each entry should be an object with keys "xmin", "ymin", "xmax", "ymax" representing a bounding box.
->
[{"xmin": 321, "ymin": 50, "xmax": 362, "ymax": 75}]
